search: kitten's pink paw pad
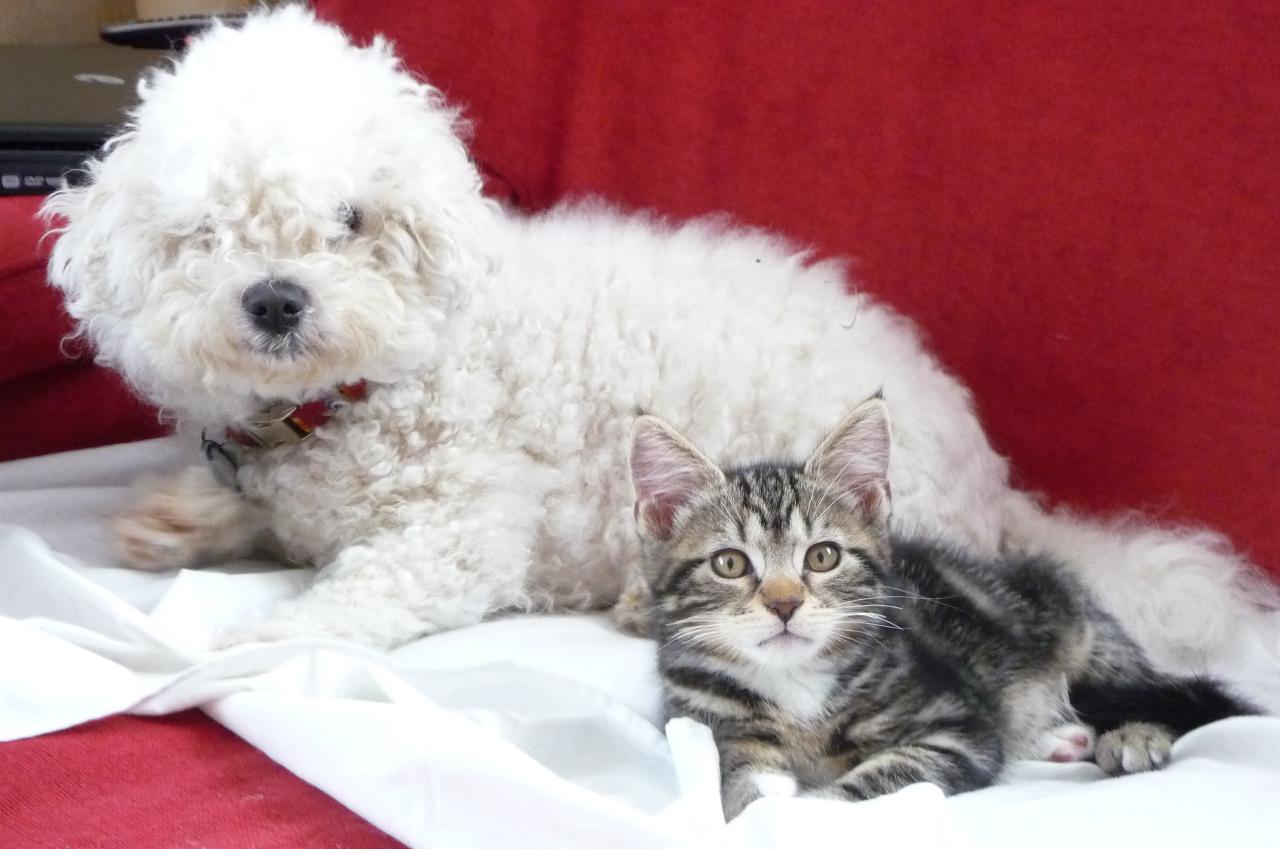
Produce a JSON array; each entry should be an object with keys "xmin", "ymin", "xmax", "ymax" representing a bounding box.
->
[{"xmin": 1041, "ymin": 723, "xmax": 1096, "ymax": 763}]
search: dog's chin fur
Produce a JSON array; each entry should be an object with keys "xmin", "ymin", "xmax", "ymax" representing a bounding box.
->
[
  {"xmin": 40, "ymin": 7, "xmax": 1277, "ymax": 667},
  {"xmin": 42, "ymin": 5, "xmax": 493, "ymax": 422}
]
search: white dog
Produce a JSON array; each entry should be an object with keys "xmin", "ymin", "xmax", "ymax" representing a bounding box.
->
[{"xmin": 43, "ymin": 8, "xmax": 1272, "ymax": 665}]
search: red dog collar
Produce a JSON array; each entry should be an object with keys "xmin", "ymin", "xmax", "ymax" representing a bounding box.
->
[{"xmin": 227, "ymin": 381, "xmax": 368, "ymax": 449}]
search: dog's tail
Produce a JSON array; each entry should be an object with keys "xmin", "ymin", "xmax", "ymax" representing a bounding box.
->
[
  {"xmin": 1000, "ymin": 491, "xmax": 1280, "ymax": 674},
  {"xmin": 1070, "ymin": 675, "xmax": 1258, "ymax": 737}
]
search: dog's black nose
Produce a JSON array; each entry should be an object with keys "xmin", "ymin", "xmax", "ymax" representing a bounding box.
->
[{"xmin": 242, "ymin": 279, "xmax": 308, "ymax": 335}]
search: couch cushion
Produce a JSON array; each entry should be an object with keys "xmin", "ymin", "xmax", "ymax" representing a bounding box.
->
[
  {"xmin": 0, "ymin": 195, "xmax": 167, "ymax": 461},
  {"xmin": 0, "ymin": 710, "xmax": 405, "ymax": 848},
  {"xmin": 317, "ymin": 0, "xmax": 1280, "ymax": 575},
  {"xmin": 0, "ymin": 195, "xmax": 68, "ymax": 382}
]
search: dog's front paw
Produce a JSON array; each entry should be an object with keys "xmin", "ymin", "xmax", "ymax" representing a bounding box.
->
[
  {"xmin": 211, "ymin": 616, "xmax": 330, "ymax": 650},
  {"xmin": 110, "ymin": 466, "xmax": 261, "ymax": 571},
  {"xmin": 211, "ymin": 596, "xmax": 414, "ymax": 651},
  {"xmin": 1095, "ymin": 722, "xmax": 1174, "ymax": 775},
  {"xmin": 110, "ymin": 504, "xmax": 211, "ymax": 572}
]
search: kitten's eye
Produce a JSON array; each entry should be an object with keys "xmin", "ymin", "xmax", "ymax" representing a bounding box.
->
[
  {"xmin": 338, "ymin": 204, "xmax": 363, "ymax": 233},
  {"xmin": 805, "ymin": 543, "xmax": 841, "ymax": 572},
  {"xmin": 710, "ymin": 549, "xmax": 751, "ymax": 579}
]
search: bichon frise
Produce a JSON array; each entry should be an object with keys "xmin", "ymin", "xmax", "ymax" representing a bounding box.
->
[{"xmin": 42, "ymin": 7, "xmax": 1271, "ymax": 663}]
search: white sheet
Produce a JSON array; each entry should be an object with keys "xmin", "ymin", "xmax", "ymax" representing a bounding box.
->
[{"xmin": 2, "ymin": 436, "xmax": 1279, "ymax": 849}]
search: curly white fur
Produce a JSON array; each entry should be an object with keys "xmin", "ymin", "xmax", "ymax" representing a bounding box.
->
[{"xmin": 42, "ymin": 7, "xmax": 1276, "ymax": 663}]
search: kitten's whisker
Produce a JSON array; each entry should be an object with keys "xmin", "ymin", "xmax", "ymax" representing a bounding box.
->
[
  {"xmin": 850, "ymin": 593, "xmax": 920, "ymax": 602},
  {"xmin": 669, "ymin": 619, "xmax": 739, "ymax": 651},
  {"xmin": 668, "ymin": 613, "xmax": 717, "ymax": 629},
  {"xmin": 874, "ymin": 586, "xmax": 969, "ymax": 615},
  {"xmin": 842, "ymin": 613, "xmax": 906, "ymax": 630},
  {"xmin": 879, "ymin": 586, "xmax": 963, "ymax": 603},
  {"xmin": 831, "ymin": 601, "xmax": 903, "ymax": 611},
  {"xmin": 850, "ymin": 628, "xmax": 891, "ymax": 652}
]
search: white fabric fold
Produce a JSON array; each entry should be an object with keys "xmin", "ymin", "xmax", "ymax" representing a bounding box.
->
[{"xmin": 2, "ymin": 437, "xmax": 1279, "ymax": 848}]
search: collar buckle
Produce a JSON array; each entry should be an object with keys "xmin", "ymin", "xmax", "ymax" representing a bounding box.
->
[
  {"xmin": 226, "ymin": 380, "xmax": 368, "ymax": 450},
  {"xmin": 201, "ymin": 429, "xmax": 242, "ymax": 491}
]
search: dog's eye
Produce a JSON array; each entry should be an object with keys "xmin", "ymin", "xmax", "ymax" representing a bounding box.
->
[{"xmin": 338, "ymin": 204, "xmax": 363, "ymax": 234}]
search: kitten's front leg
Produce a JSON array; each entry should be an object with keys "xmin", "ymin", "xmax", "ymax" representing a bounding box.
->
[
  {"xmin": 716, "ymin": 732, "xmax": 798, "ymax": 820},
  {"xmin": 813, "ymin": 735, "xmax": 1001, "ymax": 803}
]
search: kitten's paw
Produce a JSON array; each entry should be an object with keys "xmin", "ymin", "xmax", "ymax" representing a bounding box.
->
[
  {"xmin": 751, "ymin": 770, "xmax": 799, "ymax": 799},
  {"xmin": 1039, "ymin": 722, "xmax": 1097, "ymax": 763},
  {"xmin": 798, "ymin": 784, "xmax": 871, "ymax": 803},
  {"xmin": 722, "ymin": 772, "xmax": 775, "ymax": 820},
  {"xmin": 720, "ymin": 789, "xmax": 758, "ymax": 821},
  {"xmin": 1095, "ymin": 722, "xmax": 1174, "ymax": 775}
]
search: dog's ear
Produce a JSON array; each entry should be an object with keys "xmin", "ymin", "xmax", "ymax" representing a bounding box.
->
[
  {"xmin": 41, "ymin": 142, "xmax": 164, "ymax": 368},
  {"xmin": 630, "ymin": 416, "xmax": 724, "ymax": 541},
  {"xmin": 43, "ymin": 169, "xmax": 122, "ymax": 327},
  {"xmin": 43, "ymin": 180, "xmax": 95, "ymax": 303},
  {"xmin": 397, "ymin": 193, "xmax": 497, "ymax": 296},
  {"xmin": 805, "ymin": 396, "xmax": 893, "ymax": 523},
  {"xmin": 374, "ymin": 71, "xmax": 500, "ymax": 295}
]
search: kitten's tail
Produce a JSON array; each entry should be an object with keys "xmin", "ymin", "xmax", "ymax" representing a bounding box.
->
[
  {"xmin": 1000, "ymin": 492, "xmax": 1280, "ymax": 674},
  {"xmin": 1070, "ymin": 675, "xmax": 1259, "ymax": 737}
]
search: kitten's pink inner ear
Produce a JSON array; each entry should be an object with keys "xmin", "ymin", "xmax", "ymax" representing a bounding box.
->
[
  {"xmin": 807, "ymin": 400, "xmax": 892, "ymax": 517},
  {"xmin": 630, "ymin": 419, "xmax": 721, "ymax": 540}
]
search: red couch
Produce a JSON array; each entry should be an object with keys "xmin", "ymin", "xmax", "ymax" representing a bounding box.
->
[
  {"xmin": 2, "ymin": 2, "xmax": 1277, "ymax": 845},
  {"xmin": 0, "ymin": 196, "xmax": 166, "ymax": 461}
]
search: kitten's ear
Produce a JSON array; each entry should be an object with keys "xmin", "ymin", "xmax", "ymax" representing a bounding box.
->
[
  {"xmin": 630, "ymin": 416, "xmax": 725, "ymax": 541},
  {"xmin": 805, "ymin": 398, "xmax": 893, "ymax": 520}
]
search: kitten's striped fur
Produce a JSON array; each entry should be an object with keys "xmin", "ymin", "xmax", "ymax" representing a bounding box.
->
[{"xmin": 630, "ymin": 399, "xmax": 1255, "ymax": 819}]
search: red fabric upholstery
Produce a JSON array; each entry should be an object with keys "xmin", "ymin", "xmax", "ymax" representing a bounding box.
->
[
  {"xmin": 318, "ymin": 0, "xmax": 1280, "ymax": 578},
  {"xmin": 0, "ymin": 711, "xmax": 405, "ymax": 848},
  {"xmin": 4, "ymin": 4, "xmax": 1276, "ymax": 572},
  {"xmin": 0, "ymin": 196, "xmax": 167, "ymax": 462},
  {"xmin": 0, "ymin": 197, "xmax": 67, "ymax": 382},
  {"xmin": 2, "ymin": 4, "xmax": 1278, "ymax": 844}
]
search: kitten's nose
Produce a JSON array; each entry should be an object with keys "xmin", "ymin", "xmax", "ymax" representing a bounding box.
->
[
  {"xmin": 766, "ymin": 598, "xmax": 802, "ymax": 623},
  {"xmin": 242, "ymin": 279, "xmax": 309, "ymax": 335}
]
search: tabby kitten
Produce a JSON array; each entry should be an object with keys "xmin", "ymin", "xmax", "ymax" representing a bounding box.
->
[{"xmin": 630, "ymin": 398, "xmax": 1253, "ymax": 819}]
